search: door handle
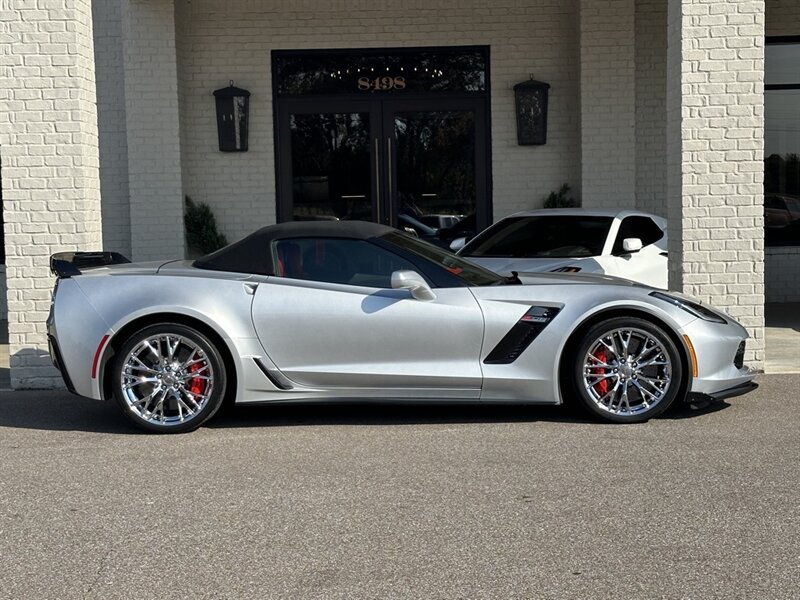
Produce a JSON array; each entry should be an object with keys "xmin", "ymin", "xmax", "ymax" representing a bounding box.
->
[
  {"xmin": 374, "ymin": 137, "xmax": 381, "ymax": 224},
  {"xmin": 243, "ymin": 282, "xmax": 258, "ymax": 295},
  {"xmin": 386, "ymin": 137, "xmax": 393, "ymax": 225}
]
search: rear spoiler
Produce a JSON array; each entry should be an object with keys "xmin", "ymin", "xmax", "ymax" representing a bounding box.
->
[{"xmin": 50, "ymin": 251, "xmax": 131, "ymax": 278}]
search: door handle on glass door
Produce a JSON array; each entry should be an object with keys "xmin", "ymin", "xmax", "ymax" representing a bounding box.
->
[
  {"xmin": 374, "ymin": 137, "xmax": 381, "ymax": 224},
  {"xmin": 386, "ymin": 137, "xmax": 393, "ymax": 225}
]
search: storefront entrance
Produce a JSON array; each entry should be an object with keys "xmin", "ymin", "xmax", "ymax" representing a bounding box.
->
[{"xmin": 273, "ymin": 47, "xmax": 491, "ymax": 239}]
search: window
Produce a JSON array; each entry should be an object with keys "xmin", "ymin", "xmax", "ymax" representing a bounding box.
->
[
  {"xmin": 462, "ymin": 216, "xmax": 614, "ymax": 259},
  {"xmin": 381, "ymin": 231, "xmax": 505, "ymax": 287},
  {"xmin": 272, "ymin": 237, "xmax": 419, "ymax": 288},
  {"xmin": 612, "ymin": 217, "xmax": 665, "ymax": 255},
  {"xmin": 274, "ymin": 47, "xmax": 487, "ymax": 97},
  {"xmin": 0, "ymin": 162, "xmax": 4, "ymax": 265},
  {"xmin": 765, "ymin": 39, "xmax": 800, "ymax": 247}
]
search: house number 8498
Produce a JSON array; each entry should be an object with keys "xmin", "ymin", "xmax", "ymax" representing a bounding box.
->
[{"xmin": 357, "ymin": 76, "xmax": 406, "ymax": 91}]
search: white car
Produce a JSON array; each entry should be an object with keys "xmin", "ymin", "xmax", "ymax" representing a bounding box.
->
[{"xmin": 455, "ymin": 209, "xmax": 668, "ymax": 289}]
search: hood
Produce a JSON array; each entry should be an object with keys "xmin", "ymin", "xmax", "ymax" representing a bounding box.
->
[
  {"xmin": 515, "ymin": 271, "xmax": 646, "ymax": 288},
  {"xmin": 466, "ymin": 255, "xmax": 601, "ymax": 274}
]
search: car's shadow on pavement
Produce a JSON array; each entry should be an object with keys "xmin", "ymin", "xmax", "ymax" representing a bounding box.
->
[
  {"xmin": 208, "ymin": 401, "xmax": 595, "ymax": 429},
  {"xmin": 0, "ymin": 392, "xmax": 137, "ymax": 434},
  {"xmin": 0, "ymin": 391, "xmax": 730, "ymax": 434},
  {"xmin": 209, "ymin": 397, "xmax": 730, "ymax": 429}
]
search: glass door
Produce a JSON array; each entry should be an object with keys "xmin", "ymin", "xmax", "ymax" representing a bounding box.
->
[
  {"xmin": 383, "ymin": 98, "xmax": 486, "ymax": 243},
  {"xmin": 275, "ymin": 99, "xmax": 381, "ymax": 223},
  {"xmin": 275, "ymin": 97, "xmax": 488, "ymax": 241}
]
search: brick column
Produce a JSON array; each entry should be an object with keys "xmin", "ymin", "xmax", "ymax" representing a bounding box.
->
[
  {"xmin": 666, "ymin": 0, "xmax": 765, "ymax": 367},
  {"xmin": 122, "ymin": 0, "xmax": 185, "ymax": 261},
  {"xmin": 580, "ymin": 0, "xmax": 636, "ymax": 208},
  {"xmin": 0, "ymin": 0, "xmax": 103, "ymax": 388}
]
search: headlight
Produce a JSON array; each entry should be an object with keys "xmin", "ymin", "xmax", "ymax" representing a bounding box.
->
[{"xmin": 649, "ymin": 291, "xmax": 727, "ymax": 324}]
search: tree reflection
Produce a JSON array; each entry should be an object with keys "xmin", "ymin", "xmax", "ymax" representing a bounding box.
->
[
  {"xmin": 290, "ymin": 113, "xmax": 371, "ymax": 220},
  {"xmin": 395, "ymin": 111, "xmax": 475, "ymax": 219}
]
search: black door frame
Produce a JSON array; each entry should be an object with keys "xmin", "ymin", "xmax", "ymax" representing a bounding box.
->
[{"xmin": 272, "ymin": 47, "xmax": 492, "ymax": 231}]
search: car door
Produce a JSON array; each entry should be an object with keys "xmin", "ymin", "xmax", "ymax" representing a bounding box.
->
[
  {"xmin": 250, "ymin": 236, "xmax": 485, "ymax": 395},
  {"xmin": 602, "ymin": 216, "xmax": 668, "ymax": 288}
]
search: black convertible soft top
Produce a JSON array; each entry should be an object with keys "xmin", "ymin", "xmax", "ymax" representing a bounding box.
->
[{"xmin": 193, "ymin": 220, "xmax": 396, "ymax": 275}]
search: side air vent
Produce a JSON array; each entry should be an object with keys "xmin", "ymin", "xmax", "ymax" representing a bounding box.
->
[
  {"xmin": 484, "ymin": 306, "xmax": 561, "ymax": 365},
  {"xmin": 253, "ymin": 358, "xmax": 293, "ymax": 390}
]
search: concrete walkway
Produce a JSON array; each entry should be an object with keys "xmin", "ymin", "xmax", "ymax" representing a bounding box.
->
[{"xmin": 765, "ymin": 303, "xmax": 800, "ymax": 374}]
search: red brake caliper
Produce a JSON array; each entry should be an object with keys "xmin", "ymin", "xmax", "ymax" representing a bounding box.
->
[
  {"xmin": 188, "ymin": 362, "xmax": 206, "ymax": 396},
  {"xmin": 593, "ymin": 348, "xmax": 609, "ymax": 396}
]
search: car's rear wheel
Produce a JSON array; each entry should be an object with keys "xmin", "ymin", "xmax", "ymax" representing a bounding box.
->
[
  {"xmin": 112, "ymin": 324, "xmax": 226, "ymax": 433},
  {"xmin": 572, "ymin": 317, "xmax": 683, "ymax": 423}
]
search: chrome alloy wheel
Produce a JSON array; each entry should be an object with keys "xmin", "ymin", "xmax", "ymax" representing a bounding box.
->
[
  {"xmin": 119, "ymin": 333, "xmax": 215, "ymax": 426},
  {"xmin": 582, "ymin": 327, "xmax": 672, "ymax": 416}
]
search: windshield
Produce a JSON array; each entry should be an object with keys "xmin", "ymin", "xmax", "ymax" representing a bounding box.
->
[
  {"xmin": 382, "ymin": 231, "xmax": 506, "ymax": 286},
  {"xmin": 462, "ymin": 215, "xmax": 613, "ymax": 258}
]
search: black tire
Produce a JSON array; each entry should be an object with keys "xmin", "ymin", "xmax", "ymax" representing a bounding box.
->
[
  {"xmin": 571, "ymin": 317, "xmax": 684, "ymax": 423},
  {"xmin": 112, "ymin": 324, "xmax": 227, "ymax": 433}
]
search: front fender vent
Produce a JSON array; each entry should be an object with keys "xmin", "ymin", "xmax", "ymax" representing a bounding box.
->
[{"xmin": 484, "ymin": 306, "xmax": 561, "ymax": 365}]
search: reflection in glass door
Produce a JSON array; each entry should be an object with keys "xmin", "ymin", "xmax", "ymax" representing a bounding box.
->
[
  {"xmin": 288, "ymin": 112, "xmax": 374, "ymax": 222},
  {"xmin": 276, "ymin": 98, "xmax": 487, "ymax": 240},
  {"xmin": 391, "ymin": 108, "xmax": 477, "ymax": 241}
]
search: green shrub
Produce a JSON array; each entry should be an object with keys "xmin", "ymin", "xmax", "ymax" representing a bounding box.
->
[
  {"xmin": 543, "ymin": 183, "xmax": 579, "ymax": 208},
  {"xmin": 184, "ymin": 196, "xmax": 228, "ymax": 255}
]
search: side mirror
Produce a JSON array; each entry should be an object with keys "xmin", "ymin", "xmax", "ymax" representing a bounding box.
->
[
  {"xmin": 391, "ymin": 270, "xmax": 436, "ymax": 301},
  {"xmin": 449, "ymin": 236, "xmax": 467, "ymax": 252},
  {"xmin": 622, "ymin": 238, "xmax": 643, "ymax": 253}
]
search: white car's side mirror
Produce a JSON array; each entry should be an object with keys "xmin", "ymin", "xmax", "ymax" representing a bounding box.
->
[
  {"xmin": 391, "ymin": 270, "xmax": 436, "ymax": 301},
  {"xmin": 622, "ymin": 238, "xmax": 643, "ymax": 253},
  {"xmin": 450, "ymin": 236, "xmax": 467, "ymax": 252}
]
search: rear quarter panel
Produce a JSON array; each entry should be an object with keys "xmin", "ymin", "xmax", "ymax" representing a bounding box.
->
[{"xmin": 66, "ymin": 270, "xmax": 264, "ymax": 400}]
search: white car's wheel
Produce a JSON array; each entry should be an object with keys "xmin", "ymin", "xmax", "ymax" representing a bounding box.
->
[
  {"xmin": 572, "ymin": 317, "xmax": 683, "ymax": 423},
  {"xmin": 112, "ymin": 324, "xmax": 227, "ymax": 433}
]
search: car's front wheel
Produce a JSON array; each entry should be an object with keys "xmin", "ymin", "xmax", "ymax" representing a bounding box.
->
[
  {"xmin": 111, "ymin": 324, "xmax": 227, "ymax": 433},
  {"xmin": 572, "ymin": 317, "xmax": 684, "ymax": 423}
]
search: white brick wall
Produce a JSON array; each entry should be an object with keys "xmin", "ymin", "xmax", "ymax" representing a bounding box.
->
[
  {"xmin": 174, "ymin": 0, "xmax": 582, "ymax": 242},
  {"xmin": 0, "ymin": 0, "xmax": 103, "ymax": 388},
  {"xmin": 580, "ymin": 0, "xmax": 637, "ymax": 209},
  {"xmin": 122, "ymin": 0, "xmax": 185, "ymax": 261},
  {"xmin": 667, "ymin": 0, "xmax": 766, "ymax": 368},
  {"xmin": 92, "ymin": 0, "xmax": 131, "ymax": 258},
  {"xmin": 765, "ymin": 247, "xmax": 800, "ymax": 302}
]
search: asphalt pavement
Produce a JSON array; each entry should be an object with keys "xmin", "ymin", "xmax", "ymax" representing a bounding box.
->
[{"xmin": 1, "ymin": 375, "xmax": 799, "ymax": 599}]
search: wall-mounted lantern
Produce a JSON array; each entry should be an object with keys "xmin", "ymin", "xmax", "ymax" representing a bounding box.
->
[
  {"xmin": 213, "ymin": 81, "xmax": 251, "ymax": 152},
  {"xmin": 514, "ymin": 76, "xmax": 550, "ymax": 146}
]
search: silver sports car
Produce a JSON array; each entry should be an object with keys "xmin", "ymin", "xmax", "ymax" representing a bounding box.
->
[{"xmin": 48, "ymin": 221, "xmax": 756, "ymax": 433}]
